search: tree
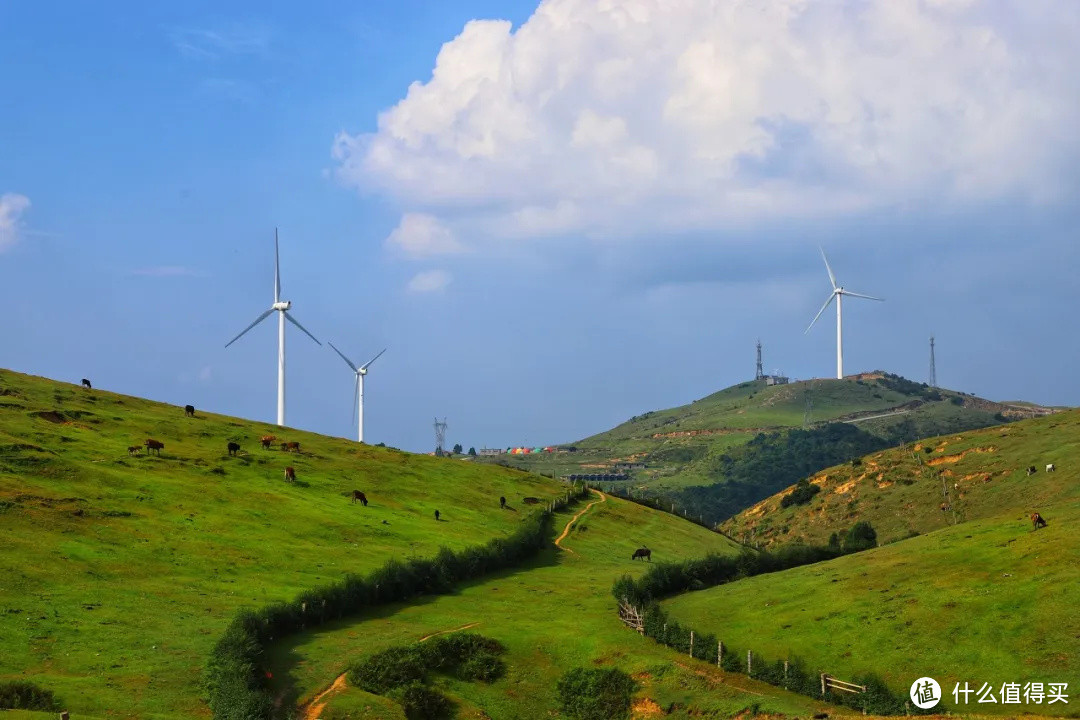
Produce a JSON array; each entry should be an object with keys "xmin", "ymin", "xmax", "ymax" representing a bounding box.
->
[
  {"xmin": 843, "ymin": 521, "xmax": 877, "ymax": 552},
  {"xmin": 468, "ymin": 447, "xmax": 477, "ymax": 456},
  {"xmin": 452, "ymin": 443, "xmax": 463, "ymax": 455}
]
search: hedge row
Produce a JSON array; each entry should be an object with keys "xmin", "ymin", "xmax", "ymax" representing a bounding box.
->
[
  {"xmin": 205, "ymin": 485, "xmax": 590, "ymax": 720},
  {"xmin": 636, "ymin": 603, "xmax": 919, "ymax": 715}
]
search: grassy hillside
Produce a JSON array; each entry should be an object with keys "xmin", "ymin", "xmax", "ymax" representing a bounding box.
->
[
  {"xmin": 0, "ymin": 368, "xmax": 566, "ymax": 719},
  {"xmin": 479, "ymin": 374, "xmax": 1036, "ymax": 514},
  {"xmin": 268, "ymin": 493, "xmax": 837, "ymax": 719},
  {"xmin": 662, "ymin": 411, "xmax": 1080, "ymax": 716},
  {"xmin": 722, "ymin": 409, "xmax": 1080, "ymax": 547}
]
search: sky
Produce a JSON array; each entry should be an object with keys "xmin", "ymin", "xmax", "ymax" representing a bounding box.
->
[{"xmin": 2, "ymin": 0, "xmax": 1079, "ymax": 453}]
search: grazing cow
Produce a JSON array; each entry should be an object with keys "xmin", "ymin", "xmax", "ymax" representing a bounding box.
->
[
  {"xmin": 81, "ymin": 378, "xmax": 92, "ymax": 389},
  {"xmin": 352, "ymin": 490, "xmax": 368, "ymax": 506},
  {"xmin": 144, "ymin": 439, "xmax": 165, "ymax": 455},
  {"xmin": 500, "ymin": 495, "xmax": 507, "ymax": 509},
  {"xmin": 284, "ymin": 466, "xmax": 296, "ymax": 482},
  {"xmin": 1031, "ymin": 512, "xmax": 1047, "ymax": 529},
  {"xmin": 1027, "ymin": 466, "xmax": 1038, "ymax": 476},
  {"xmin": 127, "ymin": 446, "xmax": 141, "ymax": 456},
  {"xmin": 940, "ymin": 502, "xmax": 951, "ymax": 512},
  {"xmin": 227, "ymin": 442, "xmax": 240, "ymax": 456},
  {"xmin": 281, "ymin": 441, "xmax": 301, "ymax": 453},
  {"xmin": 434, "ymin": 509, "xmax": 441, "ymax": 521},
  {"xmin": 632, "ymin": 547, "xmax": 652, "ymax": 562},
  {"xmin": 261, "ymin": 435, "xmax": 276, "ymax": 449},
  {"xmin": 1046, "ymin": 463, "xmax": 1056, "ymax": 473},
  {"xmin": 184, "ymin": 405, "xmax": 195, "ymax": 417}
]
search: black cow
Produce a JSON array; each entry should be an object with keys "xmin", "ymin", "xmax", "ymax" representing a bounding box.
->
[
  {"xmin": 1027, "ymin": 465, "xmax": 1038, "ymax": 476},
  {"xmin": 352, "ymin": 490, "xmax": 368, "ymax": 506},
  {"xmin": 81, "ymin": 378, "xmax": 92, "ymax": 389},
  {"xmin": 227, "ymin": 442, "xmax": 240, "ymax": 456},
  {"xmin": 185, "ymin": 405, "xmax": 195, "ymax": 417},
  {"xmin": 500, "ymin": 495, "xmax": 507, "ymax": 509},
  {"xmin": 434, "ymin": 509, "xmax": 441, "ymax": 521},
  {"xmin": 632, "ymin": 547, "xmax": 652, "ymax": 562}
]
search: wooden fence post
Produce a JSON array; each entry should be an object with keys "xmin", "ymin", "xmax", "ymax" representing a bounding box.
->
[
  {"xmin": 821, "ymin": 673, "xmax": 828, "ymax": 697},
  {"xmin": 689, "ymin": 631, "xmax": 694, "ymax": 658},
  {"xmin": 717, "ymin": 641, "xmax": 723, "ymax": 668},
  {"xmin": 747, "ymin": 650, "xmax": 752, "ymax": 674}
]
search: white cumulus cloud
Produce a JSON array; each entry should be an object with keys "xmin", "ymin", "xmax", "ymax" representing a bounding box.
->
[
  {"xmin": 335, "ymin": 0, "xmax": 1080, "ymax": 247},
  {"xmin": 406, "ymin": 269, "xmax": 452, "ymax": 293},
  {"xmin": 386, "ymin": 213, "xmax": 466, "ymax": 258},
  {"xmin": 0, "ymin": 193, "xmax": 31, "ymax": 252}
]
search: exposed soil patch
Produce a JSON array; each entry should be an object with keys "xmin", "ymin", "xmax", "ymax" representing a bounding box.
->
[
  {"xmin": 927, "ymin": 446, "xmax": 996, "ymax": 466},
  {"xmin": 32, "ymin": 411, "xmax": 66, "ymax": 424},
  {"xmin": 632, "ymin": 697, "xmax": 664, "ymax": 718}
]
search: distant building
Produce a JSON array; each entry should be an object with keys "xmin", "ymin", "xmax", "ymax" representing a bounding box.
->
[
  {"xmin": 478, "ymin": 448, "xmax": 505, "ymax": 456},
  {"xmin": 765, "ymin": 375, "xmax": 789, "ymax": 386},
  {"xmin": 614, "ymin": 462, "xmax": 646, "ymax": 470}
]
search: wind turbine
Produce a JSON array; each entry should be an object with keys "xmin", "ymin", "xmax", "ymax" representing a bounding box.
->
[
  {"xmin": 225, "ymin": 229, "xmax": 321, "ymax": 426},
  {"xmin": 805, "ymin": 248, "xmax": 883, "ymax": 380},
  {"xmin": 327, "ymin": 342, "xmax": 386, "ymax": 443}
]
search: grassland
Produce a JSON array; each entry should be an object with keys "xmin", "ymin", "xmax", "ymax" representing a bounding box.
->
[
  {"xmin": 0, "ymin": 368, "xmax": 566, "ymax": 718},
  {"xmin": 723, "ymin": 409, "xmax": 1080, "ymax": 547},
  {"xmin": 267, "ymin": 493, "xmax": 839, "ymax": 719},
  {"xmin": 663, "ymin": 410, "xmax": 1080, "ymax": 716},
  {"xmin": 480, "ymin": 374, "xmax": 1027, "ymax": 500}
]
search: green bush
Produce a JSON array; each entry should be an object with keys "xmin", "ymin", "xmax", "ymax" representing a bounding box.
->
[
  {"xmin": 458, "ymin": 650, "xmax": 506, "ymax": 682},
  {"xmin": 843, "ymin": 521, "xmax": 878, "ymax": 552},
  {"xmin": 0, "ymin": 681, "xmax": 60, "ymax": 710},
  {"xmin": 393, "ymin": 681, "xmax": 453, "ymax": 720},
  {"xmin": 780, "ymin": 479, "xmax": 820, "ymax": 508},
  {"xmin": 349, "ymin": 646, "xmax": 428, "ymax": 694},
  {"xmin": 557, "ymin": 667, "xmax": 636, "ymax": 720}
]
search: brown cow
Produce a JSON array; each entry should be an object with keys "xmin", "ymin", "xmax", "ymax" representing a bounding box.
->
[
  {"xmin": 352, "ymin": 490, "xmax": 368, "ymax": 506},
  {"xmin": 1031, "ymin": 512, "xmax": 1047, "ymax": 529},
  {"xmin": 281, "ymin": 441, "xmax": 300, "ymax": 453},
  {"xmin": 284, "ymin": 466, "xmax": 296, "ymax": 482},
  {"xmin": 144, "ymin": 439, "xmax": 164, "ymax": 455},
  {"xmin": 127, "ymin": 446, "xmax": 141, "ymax": 456},
  {"xmin": 261, "ymin": 435, "xmax": 276, "ymax": 449},
  {"xmin": 632, "ymin": 547, "xmax": 652, "ymax": 562},
  {"xmin": 227, "ymin": 442, "xmax": 240, "ymax": 456}
]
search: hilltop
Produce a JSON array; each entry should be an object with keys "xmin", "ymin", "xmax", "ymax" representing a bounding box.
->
[
  {"xmin": 479, "ymin": 372, "xmax": 1050, "ymax": 524},
  {"xmin": 662, "ymin": 410, "xmax": 1080, "ymax": 714}
]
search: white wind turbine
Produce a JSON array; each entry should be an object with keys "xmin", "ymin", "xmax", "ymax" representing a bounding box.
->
[
  {"xmin": 327, "ymin": 342, "xmax": 386, "ymax": 443},
  {"xmin": 805, "ymin": 248, "xmax": 883, "ymax": 380},
  {"xmin": 225, "ymin": 229, "xmax": 321, "ymax": 426}
]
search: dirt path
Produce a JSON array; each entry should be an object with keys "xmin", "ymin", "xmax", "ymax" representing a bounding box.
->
[
  {"xmin": 302, "ymin": 671, "xmax": 348, "ymax": 720},
  {"xmin": 555, "ymin": 488, "xmax": 606, "ymax": 554},
  {"xmin": 419, "ymin": 621, "xmax": 480, "ymax": 642}
]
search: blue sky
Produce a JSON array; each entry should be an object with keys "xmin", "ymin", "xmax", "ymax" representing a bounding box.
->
[{"xmin": 2, "ymin": 1, "xmax": 1078, "ymax": 452}]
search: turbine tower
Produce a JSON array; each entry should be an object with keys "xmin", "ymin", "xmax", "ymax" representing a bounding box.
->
[
  {"xmin": 328, "ymin": 342, "xmax": 386, "ymax": 443},
  {"xmin": 929, "ymin": 335, "xmax": 937, "ymax": 388},
  {"xmin": 225, "ymin": 229, "xmax": 321, "ymax": 426},
  {"xmin": 805, "ymin": 248, "xmax": 883, "ymax": 379}
]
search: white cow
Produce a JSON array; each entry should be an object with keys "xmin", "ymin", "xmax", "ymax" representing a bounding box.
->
[{"xmin": 1046, "ymin": 463, "xmax": 1056, "ymax": 473}]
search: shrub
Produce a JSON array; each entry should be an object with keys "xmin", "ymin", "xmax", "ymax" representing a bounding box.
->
[
  {"xmin": 458, "ymin": 650, "xmax": 506, "ymax": 682},
  {"xmin": 780, "ymin": 479, "xmax": 820, "ymax": 508},
  {"xmin": 349, "ymin": 646, "xmax": 427, "ymax": 694},
  {"xmin": 843, "ymin": 521, "xmax": 878, "ymax": 552},
  {"xmin": 393, "ymin": 681, "xmax": 452, "ymax": 720},
  {"xmin": 557, "ymin": 667, "xmax": 636, "ymax": 720},
  {"xmin": 0, "ymin": 681, "xmax": 60, "ymax": 710}
]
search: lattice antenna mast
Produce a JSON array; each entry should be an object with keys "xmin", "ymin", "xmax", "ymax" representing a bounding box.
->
[
  {"xmin": 434, "ymin": 417, "xmax": 448, "ymax": 455},
  {"xmin": 929, "ymin": 336, "xmax": 937, "ymax": 388},
  {"xmin": 755, "ymin": 339, "xmax": 764, "ymax": 381}
]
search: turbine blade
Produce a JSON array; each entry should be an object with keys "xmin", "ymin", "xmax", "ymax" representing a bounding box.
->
[
  {"xmin": 225, "ymin": 308, "xmax": 274, "ymax": 348},
  {"xmin": 360, "ymin": 348, "xmax": 387, "ymax": 371},
  {"xmin": 352, "ymin": 374, "xmax": 359, "ymax": 426},
  {"xmin": 284, "ymin": 312, "xmax": 321, "ymax": 345},
  {"xmin": 819, "ymin": 247, "xmax": 837, "ymax": 289},
  {"xmin": 274, "ymin": 228, "xmax": 281, "ymax": 303},
  {"xmin": 805, "ymin": 292, "xmax": 836, "ymax": 334},
  {"xmin": 840, "ymin": 290, "xmax": 884, "ymax": 301},
  {"xmin": 327, "ymin": 340, "xmax": 359, "ymax": 372}
]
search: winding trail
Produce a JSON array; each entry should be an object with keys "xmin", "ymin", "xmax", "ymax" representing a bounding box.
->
[
  {"xmin": 555, "ymin": 488, "xmax": 606, "ymax": 554},
  {"xmin": 302, "ymin": 671, "xmax": 348, "ymax": 720},
  {"xmin": 419, "ymin": 621, "xmax": 480, "ymax": 643}
]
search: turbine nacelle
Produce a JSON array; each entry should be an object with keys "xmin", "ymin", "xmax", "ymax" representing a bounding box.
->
[{"xmin": 272, "ymin": 301, "xmax": 291, "ymax": 311}]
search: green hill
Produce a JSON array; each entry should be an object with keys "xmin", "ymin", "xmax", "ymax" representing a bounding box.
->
[
  {"xmin": 0, "ymin": 368, "xmax": 565, "ymax": 718},
  {"xmin": 481, "ymin": 373, "xmax": 1046, "ymax": 525},
  {"xmin": 661, "ymin": 411, "xmax": 1080, "ymax": 715}
]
